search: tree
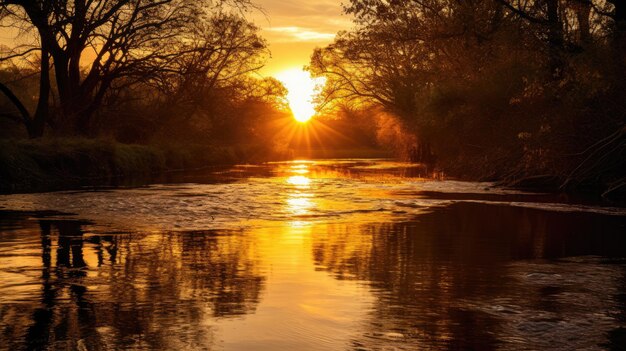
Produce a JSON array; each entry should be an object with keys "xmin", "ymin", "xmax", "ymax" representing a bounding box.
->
[
  {"xmin": 311, "ymin": 29, "xmax": 424, "ymax": 120},
  {"xmin": 0, "ymin": 3, "xmax": 50, "ymax": 138},
  {"xmin": 312, "ymin": 0, "xmax": 625, "ymax": 194},
  {"xmin": 497, "ymin": 0, "xmax": 626, "ymax": 72},
  {"xmin": 0, "ymin": 0, "xmax": 254, "ymax": 136},
  {"xmin": 150, "ymin": 14, "xmax": 269, "ymax": 117},
  {"xmin": 310, "ymin": 1, "xmax": 511, "ymax": 163}
]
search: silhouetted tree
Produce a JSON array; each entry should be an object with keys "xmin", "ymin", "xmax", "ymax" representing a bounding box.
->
[
  {"xmin": 148, "ymin": 14, "xmax": 269, "ymax": 132},
  {"xmin": 0, "ymin": 0, "xmax": 255, "ymax": 136},
  {"xmin": 311, "ymin": 1, "xmax": 510, "ymax": 163},
  {"xmin": 312, "ymin": 0, "xmax": 625, "ymax": 194}
]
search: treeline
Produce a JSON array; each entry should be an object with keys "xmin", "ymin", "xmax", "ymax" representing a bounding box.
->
[
  {"xmin": 0, "ymin": 0, "xmax": 290, "ymax": 153},
  {"xmin": 311, "ymin": 0, "xmax": 625, "ymax": 197}
]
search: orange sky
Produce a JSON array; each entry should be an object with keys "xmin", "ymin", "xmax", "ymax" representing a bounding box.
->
[
  {"xmin": 0, "ymin": 1, "xmax": 351, "ymax": 77},
  {"xmin": 249, "ymin": 0, "xmax": 352, "ymax": 76}
]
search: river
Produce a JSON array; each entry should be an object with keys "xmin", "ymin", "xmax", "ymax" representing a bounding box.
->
[{"xmin": 0, "ymin": 159, "xmax": 625, "ymax": 350}]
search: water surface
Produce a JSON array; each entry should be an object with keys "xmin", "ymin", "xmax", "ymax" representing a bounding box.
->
[{"xmin": 1, "ymin": 160, "xmax": 625, "ymax": 350}]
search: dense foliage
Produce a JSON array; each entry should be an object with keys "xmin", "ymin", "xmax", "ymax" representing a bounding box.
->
[
  {"xmin": 310, "ymin": 0, "xmax": 625, "ymax": 196},
  {"xmin": 0, "ymin": 0, "xmax": 288, "ymax": 150}
]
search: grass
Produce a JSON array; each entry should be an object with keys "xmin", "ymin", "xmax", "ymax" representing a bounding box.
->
[
  {"xmin": 0, "ymin": 139, "xmax": 397, "ymax": 194},
  {"xmin": 0, "ymin": 138, "xmax": 247, "ymax": 193}
]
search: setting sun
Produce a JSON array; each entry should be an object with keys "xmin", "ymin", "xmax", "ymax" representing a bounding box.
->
[{"xmin": 275, "ymin": 68, "xmax": 325, "ymax": 123}]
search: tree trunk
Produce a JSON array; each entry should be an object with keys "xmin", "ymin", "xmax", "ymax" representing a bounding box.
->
[
  {"xmin": 546, "ymin": 0, "xmax": 564, "ymax": 78},
  {"xmin": 0, "ymin": 46, "xmax": 52, "ymax": 138},
  {"xmin": 571, "ymin": 0, "xmax": 591, "ymax": 46},
  {"xmin": 30, "ymin": 47, "xmax": 51, "ymax": 138},
  {"xmin": 410, "ymin": 141, "xmax": 436, "ymax": 165},
  {"xmin": 0, "ymin": 82, "xmax": 33, "ymax": 133}
]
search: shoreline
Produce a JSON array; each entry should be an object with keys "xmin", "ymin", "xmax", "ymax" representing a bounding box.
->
[
  {"xmin": 0, "ymin": 139, "xmax": 393, "ymax": 194},
  {"xmin": 0, "ymin": 139, "xmax": 622, "ymax": 204},
  {"xmin": 0, "ymin": 138, "xmax": 252, "ymax": 194}
]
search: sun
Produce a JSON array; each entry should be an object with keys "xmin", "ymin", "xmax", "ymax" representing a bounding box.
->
[{"xmin": 275, "ymin": 68, "xmax": 325, "ymax": 123}]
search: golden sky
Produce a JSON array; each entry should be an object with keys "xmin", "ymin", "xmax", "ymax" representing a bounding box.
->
[
  {"xmin": 249, "ymin": 0, "xmax": 351, "ymax": 76},
  {"xmin": 0, "ymin": 1, "xmax": 350, "ymax": 77}
]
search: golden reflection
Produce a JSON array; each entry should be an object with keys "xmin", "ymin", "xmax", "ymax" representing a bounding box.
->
[
  {"xmin": 3, "ymin": 162, "xmax": 626, "ymax": 351},
  {"xmin": 287, "ymin": 175, "xmax": 311, "ymax": 187},
  {"xmin": 285, "ymin": 162, "xmax": 315, "ymax": 220},
  {"xmin": 289, "ymin": 220, "xmax": 309, "ymax": 228},
  {"xmin": 290, "ymin": 164, "xmax": 310, "ymax": 175},
  {"xmin": 218, "ymin": 224, "xmax": 373, "ymax": 348},
  {"xmin": 286, "ymin": 197, "xmax": 313, "ymax": 216}
]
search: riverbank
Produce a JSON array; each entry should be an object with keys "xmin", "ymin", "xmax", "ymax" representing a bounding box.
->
[
  {"xmin": 436, "ymin": 136, "xmax": 625, "ymax": 203},
  {"xmin": 0, "ymin": 138, "xmax": 404, "ymax": 194},
  {"xmin": 0, "ymin": 138, "xmax": 276, "ymax": 193},
  {"xmin": 1, "ymin": 139, "xmax": 622, "ymax": 203}
]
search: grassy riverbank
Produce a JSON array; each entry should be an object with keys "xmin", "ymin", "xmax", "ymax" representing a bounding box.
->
[
  {"xmin": 0, "ymin": 138, "xmax": 269, "ymax": 193},
  {"xmin": 1, "ymin": 138, "xmax": 622, "ymax": 202}
]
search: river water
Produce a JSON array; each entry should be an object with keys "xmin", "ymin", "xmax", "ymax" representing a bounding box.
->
[{"xmin": 0, "ymin": 160, "xmax": 625, "ymax": 350}]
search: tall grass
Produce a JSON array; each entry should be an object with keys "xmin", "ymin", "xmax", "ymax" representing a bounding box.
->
[{"xmin": 0, "ymin": 138, "xmax": 248, "ymax": 193}]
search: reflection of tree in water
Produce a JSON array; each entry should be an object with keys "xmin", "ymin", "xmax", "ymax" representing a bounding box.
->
[
  {"xmin": 178, "ymin": 230, "xmax": 264, "ymax": 317},
  {"xmin": 0, "ymin": 217, "xmax": 264, "ymax": 351},
  {"xmin": 312, "ymin": 203, "xmax": 626, "ymax": 350},
  {"xmin": 24, "ymin": 221, "xmax": 96, "ymax": 351}
]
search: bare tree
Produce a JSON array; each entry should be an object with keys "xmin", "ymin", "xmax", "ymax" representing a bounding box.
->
[
  {"xmin": 0, "ymin": 0, "xmax": 254, "ymax": 136},
  {"xmin": 311, "ymin": 1, "xmax": 508, "ymax": 120},
  {"xmin": 0, "ymin": 3, "xmax": 50, "ymax": 137},
  {"xmin": 152, "ymin": 14, "xmax": 268, "ymax": 111}
]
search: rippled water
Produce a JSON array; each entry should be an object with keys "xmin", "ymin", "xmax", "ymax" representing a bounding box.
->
[{"xmin": 0, "ymin": 160, "xmax": 625, "ymax": 350}]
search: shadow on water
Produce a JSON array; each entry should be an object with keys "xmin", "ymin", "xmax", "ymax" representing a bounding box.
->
[
  {"xmin": 0, "ymin": 216, "xmax": 264, "ymax": 350},
  {"xmin": 0, "ymin": 200, "xmax": 625, "ymax": 350},
  {"xmin": 313, "ymin": 202, "xmax": 626, "ymax": 350}
]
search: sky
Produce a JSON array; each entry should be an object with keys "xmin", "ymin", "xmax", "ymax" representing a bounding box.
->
[
  {"xmin": 248, "ymin": 0, "xmax": 352, "ymax": 76},
  {"xmin": 0, "ymin": 1, "xmax": 352, "ymax": 77}
]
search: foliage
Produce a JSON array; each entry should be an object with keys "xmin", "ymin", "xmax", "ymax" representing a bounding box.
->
[
  {"xmin": 0, "ymin": 0, "xmax": 271, "ymax": 137},
  {"xmin": 311, "ymin": 0, "xmax": 626, "ymax": 197},
  {"xmin": 0, "ymin": 1, "xmax": 291, "ymax": 172}
]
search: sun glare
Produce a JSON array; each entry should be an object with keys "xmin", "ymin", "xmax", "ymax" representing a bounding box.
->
[{"xmin": 276, "ymin": 68, "xmax": 325, "ymax": 123}]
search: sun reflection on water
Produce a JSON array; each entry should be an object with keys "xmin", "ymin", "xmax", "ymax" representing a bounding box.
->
[
  {"xmin": 287, "ymin": 175, "xmax": 311, "ymax": 187},
  {"xmin": 290, "ymin": 164, "xmax": 310, "ymax": 175},
  {"xmin": 2, "ymin": 160, "xmax": 625, "ymax": 350},
  {"xmin": 286, "ymin": 197, "xmax": 313, "ymax": 216},
  {"xmin": 286, "ymin": 163, "xmax": 315, "ymax": 221}
]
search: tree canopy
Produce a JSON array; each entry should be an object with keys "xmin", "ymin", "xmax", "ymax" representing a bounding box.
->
[
  {"xmin": 0, "ymin": 0, "xmax": 269, "ymax": 137},
  {"xmin": 311, "ymin": 0, "xmax": 625, "ymax": 195}
]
